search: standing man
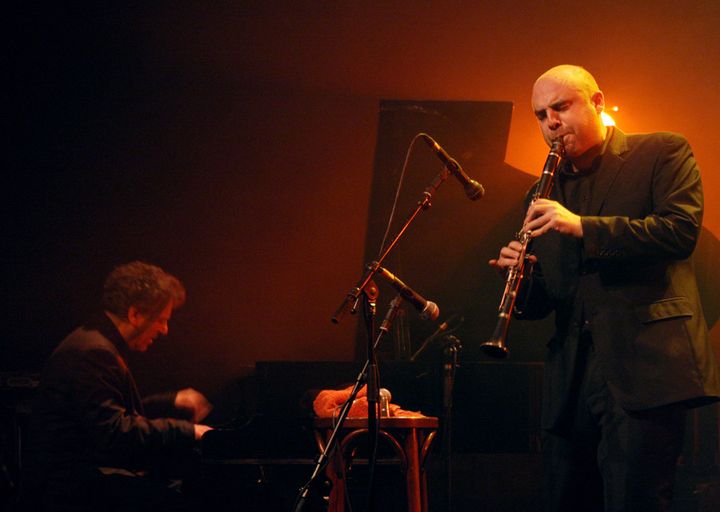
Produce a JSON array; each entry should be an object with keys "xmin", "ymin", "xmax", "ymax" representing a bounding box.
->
[
  {"xmin": 490, "ymin": 65, "xmax": 720, "ymax": 511},
  {"xmin": 26, "ymin": 261, "xmax": 212, "ymax": 511}
]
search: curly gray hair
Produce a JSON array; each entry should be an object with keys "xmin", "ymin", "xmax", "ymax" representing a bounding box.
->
[{"xmin": 102, "ymin": 261, "xmax": 185, "ymax": 319}]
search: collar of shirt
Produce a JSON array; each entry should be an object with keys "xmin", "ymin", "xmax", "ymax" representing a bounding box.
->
[{"xmin": 85, "ymin": 312, "xmax": 129, "ymax": 358}]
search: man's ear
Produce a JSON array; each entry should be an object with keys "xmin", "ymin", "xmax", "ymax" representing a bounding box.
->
[
  {"xmin": 126, "ymin": 306, "xmax": 141, "ymax": 327},
  {"xmin": 592, "ymin": 90, "xmax": 605, "ymax": 114}
]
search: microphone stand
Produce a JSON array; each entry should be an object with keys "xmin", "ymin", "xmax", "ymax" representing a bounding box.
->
[
  {"xmin": 442, "ymin": 335, "xmax": 461, "ymax": 512},
  {"xmin": 331, "ymin": 163, "xmax": 451, "ymax": 325},
  {"xmin": 291, "ymin": 157, "xmax": 454, "ymax": 511},
  {"xmin": 409, "ymin": 329, "xmax": 462, "ymax": 512},
  {"xmin": 292, "ymin": 294, "xmax": 403, "ymax": 512},
  {"xmin": 409, "ymin": 321, "xmax": 449, "ymax": 362},
  {"xmin": 367, "ymin": 295, "xmax": 403, "ymax": 508}
]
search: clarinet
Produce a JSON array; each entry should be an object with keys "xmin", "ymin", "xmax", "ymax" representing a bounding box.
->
[{"xmin": 480, "ymin": 139, "xmax": 564, "ymax": 358}]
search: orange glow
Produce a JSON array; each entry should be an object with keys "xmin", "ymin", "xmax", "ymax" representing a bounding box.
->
[{"xmin": 601, "ymin": 111, "xmax": 616, "ymax": 126}]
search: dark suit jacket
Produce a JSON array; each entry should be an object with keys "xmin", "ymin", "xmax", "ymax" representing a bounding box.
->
[
  {"xmin": 520, "ymin": 128, "xmax": 720, "ymax": 430},
  {"xmin": 26, "ymin": 314, "xmax": 195, "ymax": 506}
]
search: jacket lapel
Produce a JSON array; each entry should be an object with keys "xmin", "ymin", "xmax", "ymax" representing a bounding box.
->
[{"xmin": 587, "ymin": 128, "xmax": 629, "ymax": 215}]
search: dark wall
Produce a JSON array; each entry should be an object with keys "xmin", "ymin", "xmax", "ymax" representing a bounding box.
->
[
  {"xmin": 5, "ymin": 3, "xmax": 720, "ymax": 397},
  {"xmin": 6, "ymin": 5, "xmax": 378, "ymax": 393}
]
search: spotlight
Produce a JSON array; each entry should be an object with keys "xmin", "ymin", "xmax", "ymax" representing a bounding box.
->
[{"xmin": 601, "ymin": 111, "xmax": 616, "ymax": 126}]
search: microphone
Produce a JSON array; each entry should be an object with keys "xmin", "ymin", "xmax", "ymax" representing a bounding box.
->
[
  {"xmin": 376, "ymin": 266, "xmax": 440, "ymax": 321},
  {"xmin": 409, "ymin": 313, "xmax": 463, "ymax": 361},
  {"xmin": 421, "ymin": 133, "xmax": 485, "ymax": 201},
  {"xmin": 379, "ymin": 388, "xmax": 392, "ymax": 417}
]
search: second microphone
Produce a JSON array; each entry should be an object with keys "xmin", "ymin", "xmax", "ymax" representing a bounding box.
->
[{"xmin": 376, "ymin": 266, "xmax": 440, "ymax": 321}]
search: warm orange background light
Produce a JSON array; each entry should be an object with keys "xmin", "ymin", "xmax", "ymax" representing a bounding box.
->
[
  {"xmin": 151, "ymin": 2, "xmax": 719, "ymax": 233},
  {"xmin": 9, "ymin": 2, "xmax": 720, "ymax": 393},
  {"xmin": 178, "ymin": 1, "xmax": 716, "ymax": 385}
]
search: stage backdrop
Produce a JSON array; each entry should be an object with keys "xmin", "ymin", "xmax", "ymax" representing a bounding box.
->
[
  {"xmin": 355, "ymin": 100, "xmax": 553, "ymax": 363},
  {"xmin": 4, "ymin": 3, "xmax": 720, "ymax": 399}
]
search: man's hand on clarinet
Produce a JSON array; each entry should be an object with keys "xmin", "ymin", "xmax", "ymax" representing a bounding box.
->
[
  {"xmin": 523, "ymin": 199, "xmax": 583, "ymax": 238},
  {"xmin": 488, "ymin": 240, "xmax": 537, "ymax": 274}
]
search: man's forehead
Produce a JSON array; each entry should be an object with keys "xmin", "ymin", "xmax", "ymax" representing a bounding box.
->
[
  {"xmin": 532, "ymin": 78, "xmax": 581, "ymax": 109},
  {"xmin": 138, "ymin": 301, "xmax": 173, "ymax": 320},
  {"xmin": 157, "ymin": 304, "xmax": 173, "ymax": 321}
]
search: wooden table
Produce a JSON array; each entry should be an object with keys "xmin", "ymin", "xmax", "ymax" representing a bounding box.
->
[{"xmin": 314, "ymin": 416, "xmax": 438, "ymax": 512}]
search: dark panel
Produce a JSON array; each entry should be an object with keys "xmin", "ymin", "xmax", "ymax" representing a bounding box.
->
[
  {"xmin": 214, "ymin": 361, "xmax": 542, "ymax": 455},
  {"xmin": 358, "ymin": 100, "xmax": 554, "ymax": 362}
]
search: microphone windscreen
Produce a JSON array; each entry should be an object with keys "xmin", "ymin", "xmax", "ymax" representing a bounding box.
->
[{"xmin": 420, "ymin": 301, "xmax": 440, "ymax": 321}]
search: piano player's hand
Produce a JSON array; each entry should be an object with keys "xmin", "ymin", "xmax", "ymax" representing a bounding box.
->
[
  {"xmin": 175, "ymin": 387, "xmax": 213, "ymax": 422},
  {"xmin": 194, "ymin": 423, "xmax": 213, "ymax": 441}
]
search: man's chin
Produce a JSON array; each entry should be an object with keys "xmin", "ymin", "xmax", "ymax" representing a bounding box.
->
[
  {"xmin": 558, "ymin": 135, "xmax": 575, "ymax": 152},
  {"xmin": 128, "ymin": 339, "xmax": 153, "ymax": 352}
]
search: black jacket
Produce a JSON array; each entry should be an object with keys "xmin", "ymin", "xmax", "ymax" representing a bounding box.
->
[
  {"xmin": 26, "ymin": 313, "xmax": 195, "ymax": 503},
  {"xmin": 520, "ymin": 128, "xmax": 720, "ymax": 429}
]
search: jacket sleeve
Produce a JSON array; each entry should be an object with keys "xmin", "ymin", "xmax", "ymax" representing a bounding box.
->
[
  {"xmin": 513, "ymin": 260, "xmax": 556, "ymax": 320},
  {"xmin": 142, "ymin": 392, "xmax": 189, "ymax": 420},
  {"xmin": 581, "ymin": 134, "xmax": 703, "ymax": 261},
  {"xmin": 72, "ymin": 348, "xmax": 195, "ymax": 467}
]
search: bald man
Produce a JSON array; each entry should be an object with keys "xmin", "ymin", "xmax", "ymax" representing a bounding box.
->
[{"xmin": 490, "ymin": 65, "xmax": 720, "ymax": 511}]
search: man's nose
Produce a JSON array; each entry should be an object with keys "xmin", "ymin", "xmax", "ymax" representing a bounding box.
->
[
  {"xmin": 546, "ymin": 111, "xmax": 561, "ymax": 130},
  {"xmin": 158, "ymin": 322, "xmax": 169, "ymax": 335}
]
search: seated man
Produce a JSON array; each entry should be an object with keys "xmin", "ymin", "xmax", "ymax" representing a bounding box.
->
[{"xmin": 25, "ymin": 261, "xmax": 212, "ymax": 511}]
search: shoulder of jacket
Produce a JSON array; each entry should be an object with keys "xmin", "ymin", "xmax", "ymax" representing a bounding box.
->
[
  {"xmin": 56, "ymin": 326, "xmax": 119, "ymax": 356},
  {"xmin": 625, "ymin": 131, "xmax": 688, "ymax": 147}
]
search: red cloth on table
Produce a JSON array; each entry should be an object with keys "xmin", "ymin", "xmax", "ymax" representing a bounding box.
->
[{"xmin": 312, "ymin": 385, "xmax": 425, "ymax": 419}]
